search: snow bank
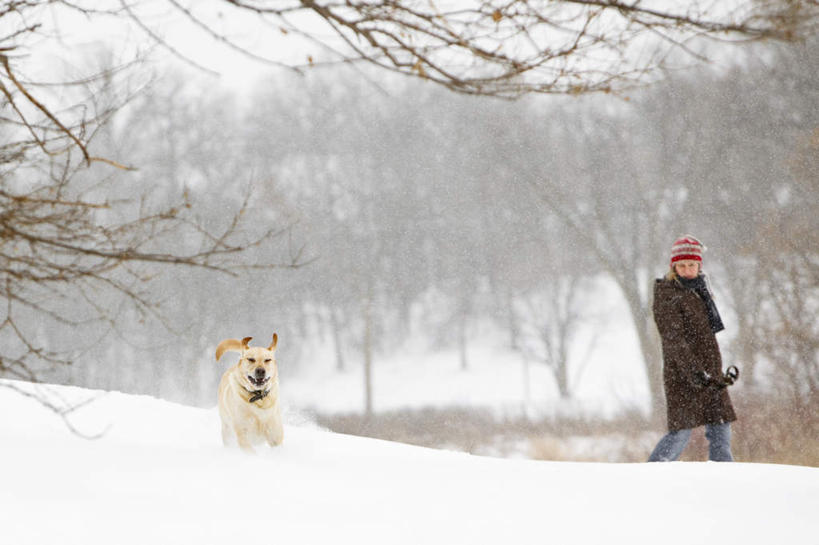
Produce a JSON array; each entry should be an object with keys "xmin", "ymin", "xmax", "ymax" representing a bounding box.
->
[{"xmin": 1, "ymin": 381, "xmax": 816, "ymax": 545}]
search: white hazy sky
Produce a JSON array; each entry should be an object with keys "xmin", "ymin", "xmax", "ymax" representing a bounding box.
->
[{"xmin": 24, "ymin": 1, "xmax": 327, "ymax": 93}]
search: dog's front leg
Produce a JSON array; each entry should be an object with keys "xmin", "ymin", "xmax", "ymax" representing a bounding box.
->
[
  {"xmin": 263, "ymin": 407, "xmax": 283, "ymax": 447},
  {"xmin": 235, "ymin": 429, "xmax": 256, "ymax": 453},
  {"xmin": 265, "ymin": 424, "xmax": 283, "ymax": 447}
]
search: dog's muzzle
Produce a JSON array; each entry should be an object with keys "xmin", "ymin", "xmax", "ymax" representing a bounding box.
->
[{"xmin": 248, "ymin": 368, "xmax": 269, "ymax": 388}]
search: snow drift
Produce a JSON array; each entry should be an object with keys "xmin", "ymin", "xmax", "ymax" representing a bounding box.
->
[{"xmin": 1, "ymin": 381, "xmax": 816, "ymax": 545}]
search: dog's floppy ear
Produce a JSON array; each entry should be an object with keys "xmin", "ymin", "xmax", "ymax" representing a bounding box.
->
[
  {"xmin": 216, "ymin": 338, "xmax": 250, "ymax": 361},
  {"xmin": 268, "ymin": 333, "xmax": 278, "ymax": 351}
]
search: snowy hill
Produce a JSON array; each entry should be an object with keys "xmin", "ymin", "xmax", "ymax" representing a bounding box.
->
[{"xmin": 1, "ymin": 381, "xmax": 817, "ymax": 545}]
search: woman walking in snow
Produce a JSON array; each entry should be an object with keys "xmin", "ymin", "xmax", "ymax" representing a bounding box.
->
[{"xmin": 648, "ymin": 235, "xmax": 737, "ymax": 462}]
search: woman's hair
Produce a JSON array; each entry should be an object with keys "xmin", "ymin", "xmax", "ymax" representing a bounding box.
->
[{"xmin": 664, "ymin": 263, "xmax": 704, "ymax": 282}]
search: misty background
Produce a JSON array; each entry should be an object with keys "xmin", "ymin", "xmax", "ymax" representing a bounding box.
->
[{"xmin": 4, "ymin": 26, "xmax": 817, "ymax": 463}]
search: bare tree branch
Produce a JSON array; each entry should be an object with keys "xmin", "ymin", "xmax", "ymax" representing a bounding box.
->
[
  {"xmin": 0, "ymin": 3, "xmax": 307, "ymax": 416},
  {"xmin": 195, "ymin": 0, "xmax": 819, "ymax": 96}
]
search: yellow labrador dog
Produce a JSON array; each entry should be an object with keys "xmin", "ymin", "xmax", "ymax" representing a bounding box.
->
[{"xmin": 215, "ymin": 334, "xmax": 282, "ymax": 452}]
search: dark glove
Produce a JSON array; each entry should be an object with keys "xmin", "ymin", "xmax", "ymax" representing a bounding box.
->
[
  {"xmin": 693, "ymin": 367, "xmax": 738, "ymax": 390},
  {"xmin": 693, "ymin": 370, "xmax": 713, "ymax": 390},
  {"xmin": 709, "ymin": 375, "xmax": 731, "ymax": 389}
]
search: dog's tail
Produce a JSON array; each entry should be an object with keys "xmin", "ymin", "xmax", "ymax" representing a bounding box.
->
[{"xmin": 215, "ymin": 336, "xmax": 253, "ymax": 361}]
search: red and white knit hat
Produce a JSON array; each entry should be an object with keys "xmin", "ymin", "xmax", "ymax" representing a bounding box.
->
[{"xmin": 670, "ymin": 235, "xmax": 705, "ymax": 266}]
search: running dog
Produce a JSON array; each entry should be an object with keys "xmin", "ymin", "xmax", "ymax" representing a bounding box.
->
[{"xmin": 215, "ymin": 334, "xmax": 282, "ymax": 451}]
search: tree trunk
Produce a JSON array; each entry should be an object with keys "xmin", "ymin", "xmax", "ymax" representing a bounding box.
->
[
  {"xmin": 330, "ymin": 307, "xmax": 346, "ymax": 372},
  {"xmin": 362, "ymin": 287, "xmax": 374, "ymax": 417},
  {"xmin": 555, "ymin": 338, "xmax": 572, "ymax": 399},
  {"xmin": 458, "ymin": 312, "xmax": 469, "ymax": 371},
  {"xmin": 619, "ymin": 278, "xmax": 664, "ymax": 416}
]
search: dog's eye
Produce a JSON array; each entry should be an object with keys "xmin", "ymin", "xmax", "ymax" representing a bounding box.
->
[
  {"xmin": 247, "ymin": 358, "xmax": 256, "ymax": 363},
  {"xmin": 264, "ymin": 359, "xmax": 271, "ymax": 363}
]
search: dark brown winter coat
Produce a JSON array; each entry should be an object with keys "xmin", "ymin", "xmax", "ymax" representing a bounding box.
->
[{"xmin": 653, "ymin": 277, "xmax": 737, "ymax": 431}]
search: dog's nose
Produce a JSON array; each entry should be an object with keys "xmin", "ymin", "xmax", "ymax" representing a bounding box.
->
[{"xmin": 254, "ymin": 367, "xmax": 266, "ymax": 379}]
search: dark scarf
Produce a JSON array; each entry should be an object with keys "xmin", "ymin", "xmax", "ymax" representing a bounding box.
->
[{"xmin": 679, "ymin": 274, "xmax": 725, "ymax": 334}]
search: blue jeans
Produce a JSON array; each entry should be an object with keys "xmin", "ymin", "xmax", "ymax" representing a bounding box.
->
[{"xmin": 648, "ymin": 422, "xmax": 734, "ymax": 462}]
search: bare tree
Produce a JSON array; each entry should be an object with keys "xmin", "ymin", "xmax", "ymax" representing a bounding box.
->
[
  {"xmin": 514, "ymin": 274, "xmax": 597, "ymax": 399},
  {"xmin": 135, "ymin": 0, "xmax": 819, "ymax": 96},
  {"xmin": 0, "ymin": 12, "xmax": 300, "ymax": 416},
  {"xmin": 514, "ymin": 109, "xmax": 663, "ymax": 414},
  {"xmin": 9, "ymin": 1, "xmax": 813, "ymax": 100},
  {"xmin": 0, "ymin": 119, "xmax": 297, "ymax": 373},
  {"xmin": 752, "ymin": 126, "xmax": 819, "ymax": 411}
]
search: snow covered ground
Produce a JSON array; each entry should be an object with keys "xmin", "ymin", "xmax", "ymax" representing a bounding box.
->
[{"xmin": 2, "ymin": 380, "xmax": 817, "ymax": 545}]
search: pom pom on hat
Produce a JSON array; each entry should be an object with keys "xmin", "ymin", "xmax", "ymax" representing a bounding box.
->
[{"xmin": 670, "ymin": 235, "xmax": 706, "ymax": 266}]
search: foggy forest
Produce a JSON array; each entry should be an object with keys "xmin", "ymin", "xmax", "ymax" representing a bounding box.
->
[{"xmin": 1, "ymin": 1, "xmax": 817, "ymax": 465}]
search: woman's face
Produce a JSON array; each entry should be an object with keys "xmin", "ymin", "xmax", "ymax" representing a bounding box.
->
[{"xmin": 674, "ymin": 260, "xmax": 700, "ymax": 279}]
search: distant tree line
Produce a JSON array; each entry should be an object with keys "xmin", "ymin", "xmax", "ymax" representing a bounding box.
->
[{"xmin": 28, "ymin": 38, "xmax": 811, "ymax": 420}]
